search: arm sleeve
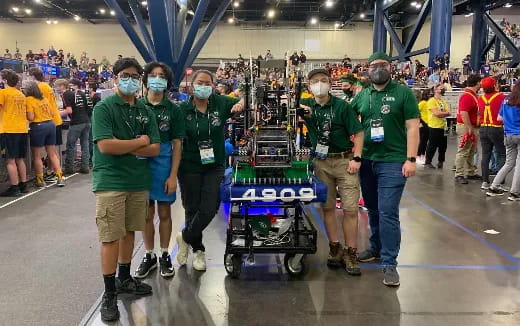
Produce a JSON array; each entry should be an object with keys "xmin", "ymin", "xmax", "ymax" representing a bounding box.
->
[
  {"xmin": 145, "ymin": 110, "xmax": 161, "ymax": 144},
  {"xmin": 0, "ymin": 91, "xmax": 4, "ymax": 107},
  {"xmin": 92, "ymin": 103, "xmax": 113, "ymax": 142},
  {"xmin": 403, "ymin": 88, "xmax": 420, "ymax": 120},
  {"xmin": 26, "ymin": 98, "xmax": 34, "ymax": 113},
  {"xmin": 170, "ymin": 104, "xmax": 185, "ymax": 140},
  {"xmin": 458, "ymin": 95, "xmax": 472, "ymax": 113},
  {"xmin": 221, "ymin": 94, "xmax": 240, "ymax": 121},
  {"xmin": 63, "ymin": 91, "xmax": 75, "ymax": 108},
  {"xmin": 343, "ymin": 103, "xmax": 364, "ymax": 135}
]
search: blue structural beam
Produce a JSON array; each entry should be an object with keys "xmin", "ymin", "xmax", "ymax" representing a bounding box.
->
[
  {"xmin": 174, "ymin": 0, "xmax": 210, "ymax": 81},
  {"xmin": 483, "ymin": 13, "xmax": 520, "ymax": 67},
  {"xmin": 470, "ymin": 0, "xmax": 486, "ymax": 72},
  {"xmin": 178, "ymin": 0, "xmax": 233, "ymax": 86},
  {"xmin": 494, "ymin": 37, "xmax": 501, "ymax": 62},
  {"xmin": 391, "ymin": 47, "xmax": 429, "ymax": 61},
  {"xmin": 404, "ymin": 0, "xmax": 431, "ymax": 53},
  {"xmin": 165, "ymin": 0, "xmax": 176, "ymax": 60},
  {"xmin": 104, "ymin": 0, "xmax": 153, "ymax": 63},
  {"xmin": 128, "ymin": 0, "xmax": 156, "ymax": 60},
  {"xmin": 382, "ymin": 13, "xmax": 405, "ymax": 60},
  {"xmin": 174, "ymin": 3, "xmax": 188, "ymax": 62},
  {"xmin": 373, "ymin": 0, "xmax": 387, "ymax": 53},
  {"xmin": 147, "ymin": 0, "xmax": 175, "ymax": 67},
  {"xmin": 429, "ymin": 0, "xmax": 453, "ymax": 67}
]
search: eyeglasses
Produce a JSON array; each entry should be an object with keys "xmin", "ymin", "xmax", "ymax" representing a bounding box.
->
[
  {"xmin": 309, "ymin": 78, "xmax": 329, "ymax": 84},
  {"xmin": 148, "ymin": 73, "xmax": 166, "ymax": 79},
  {"xmin": 118, "ymin": 73, "xmax": 141, "ymax": 80},
  {"xmin": 368, "ymin": 62, "xmax": 390, "ymax": 70}
]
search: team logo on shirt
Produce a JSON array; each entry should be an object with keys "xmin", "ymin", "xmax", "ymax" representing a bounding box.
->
[
  {"xmin": 159, "ymin": 116, "xmax": 170, "ymax": 132},
  {"xmin": 383, "ymin": 96, "xmax": 396, "ymax": 102},
  {"xmin": 381, "ymin": 105, "xmax": 391, "ymax": 114},
  {"xmin": 210, "ymin": 111, "xmax": 221, "ymax": 126},
  {"xmin": 186, "ymin": 114, "xmax": 193, "ymax": 121},
  {"xmin": 136, "ymin": 114, "xmax": 150, "ymax": 125}
]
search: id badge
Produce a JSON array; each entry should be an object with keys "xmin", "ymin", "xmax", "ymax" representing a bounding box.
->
[
  {"xmin": 371, "ymin": 119, "xmax": 384, "ymax": 142},
  {"xmin": 198, "ymin": 140, "xmax": 215, "ymax": 165},
  {"xmin": 315, "ymin": 137, "xmax": 329, "ymax": 160}
]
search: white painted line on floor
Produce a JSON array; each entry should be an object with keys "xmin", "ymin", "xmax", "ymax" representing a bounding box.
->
[{"xmin": 0, "ymin": 173, "xmax": 79, "ymax": 209}]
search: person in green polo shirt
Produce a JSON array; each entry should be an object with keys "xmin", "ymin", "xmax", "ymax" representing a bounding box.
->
[
  {"xmin": 300, "ymin": 68, "xmax": 364, "ymax": 276},
  {"xmin": 340, "ymin": 74, "xmax": 357, "ymax": 102},
  {"xmin": 176, "ymin": 70, "xmax": 244, "ymax": 271},
  {"xmin": 92, "ymin": 58, "xmax": 161, "ymax": 322},
  {"xmin": 134, "ymin": 61, "xmax": 185, "ymax": 280},
  {"xmin": 351, "ymin": 52, "xmax": 420, "ymax": 287}
]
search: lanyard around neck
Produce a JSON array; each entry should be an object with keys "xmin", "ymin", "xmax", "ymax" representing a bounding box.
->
[{"xmin": 369, "ymin": 91, "xmax": 388, "ymax": 119}]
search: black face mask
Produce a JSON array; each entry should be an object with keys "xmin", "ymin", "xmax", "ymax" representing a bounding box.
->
[
  {"xmin": 343, "ymin": 88, "xmax": 352, "ymax": 95},
  {"xmin": 369, "ymin": 68, "xmax": 391, "ymax": 85}
]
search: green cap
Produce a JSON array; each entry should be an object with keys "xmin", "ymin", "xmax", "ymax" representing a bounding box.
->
[
  {"xmin": 368, "ymin": 52, "xmax": 392, "ymax": 64},
  {"xmin": 307, "ymin": 68, "xmax": 330, "ymax": 80}
]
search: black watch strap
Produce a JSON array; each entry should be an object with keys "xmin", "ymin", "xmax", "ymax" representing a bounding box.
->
[
  {"xmin": 353, "ymin": 156, "xmax": 362, "ymax": 162},
  {"xmin": 407, "ymin": 157, "xmax": 416, "ymax": 163}
]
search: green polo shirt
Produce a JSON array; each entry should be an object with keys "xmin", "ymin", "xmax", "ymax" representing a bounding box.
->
[
  {"xmin": 179, "ymin": 94, "xmax": 239, "ymax": 173},
  {"xmin": 139, "ymin": 97, "xmax": 185, "ymax": 143},
  {"xmin": 351, "ymin": 80, "xmax": 420, "ymax": 162},
  {"xmin": 301, "ymin": 95, "xmax": 363, "ymax": 153},
  {"xmin": 92, "ymin": 93, "xmax": 161, "ymax": 192}
]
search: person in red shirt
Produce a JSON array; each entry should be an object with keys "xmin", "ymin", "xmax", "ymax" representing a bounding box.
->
[
  {"xmin": 455, "ymin": 74, "xmax": 482, "ymax": 184},
  {"xmin": 478, "ymin": 77, "xmax": 506, "ymax": 189}
]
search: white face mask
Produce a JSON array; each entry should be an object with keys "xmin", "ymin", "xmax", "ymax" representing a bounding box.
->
[{"xmin": 310, "ymin": 81, "xmax": 330, "ymax": 97}]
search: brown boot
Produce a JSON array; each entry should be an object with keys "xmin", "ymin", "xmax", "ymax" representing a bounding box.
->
[
  {"xmin": 343, "ymin": 247, "xmax": 361, "ymax": 276},
  {"xmin": 327, "ymin": 242, "xmax": 343, "ymax": 268}
]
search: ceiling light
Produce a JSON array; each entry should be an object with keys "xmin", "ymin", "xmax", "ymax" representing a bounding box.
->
[
  {"xmin": 46, "ymin": 20, "xmax": 51, "ymax": 24},
  {"xmin": 228, "ymin": 17, "xmax": 234, "ymax": 23},
  {"xmin": 233, "ymin": 1, "xmax": 239, "ymax": 7},
  {"xmin": 325, "ymin": 0, "xmax": 334, "ymax": 8},
  {"xmin": 74, "ymin": 15, "xmax": 81, "ymax": 21},
  {"xmin": 99, "ymin": 8, "xmax": 106, "ymax": 14},
  {"xmin": 34, "ymin": 0, "xmax": 42, "ymax": 3},
  {"xmin": 267, "ymin": 9, "xmax": 275, "ymax": 18},
  {"xmin": 360, "ymin": 13, "xmax": 366, "ymax": 18},
  {"xmin": 411, "ymin": 1, "xmax": 417, "ymax": 6},
  {"xmin": 415, "ymin": 3, "xmax": 421, "ymax": 9},
  {"xmin": 141, "ymin": 1, "xmax": 147, "ymax": 5},
  {"xmin": 334, "ymin": 22, "xmax": 340, "ymax": 28},
  {"xmin": 465, "ymin": 13, "xmax": 474, "ymax": 17},
  {"xmin": 505, "ymin": 3, "xmax": 512, "ymax": 8},
  {"xmin": 187, "ymin": 10, "xmax": 194, "ymax": 16},
  {"xmin": 110, "ymin": 10, "xmax": 116, "ymax": 16},
  {"xmin": 310, "ymin": 17, "xmax": 318, "ymax": 24},
  {"xmin": 25, "ymin": 9, "xmax": 32, "ymax": 14},
  {"xmin": 12, "ymin": 7, "xmax": 19, "ymax": 13},
  {"xmin": 53, "ymin": 20, "xmax": 58, "ymax": 24}
]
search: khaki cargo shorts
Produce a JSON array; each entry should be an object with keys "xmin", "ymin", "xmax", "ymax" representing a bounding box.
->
[
  {"xmin": 313, "ymin": 156, "xmax": 360, "ymax": 211},
  {"xmin": 94, "ymin": 190, "xmax": 149, "ymax": 243}
]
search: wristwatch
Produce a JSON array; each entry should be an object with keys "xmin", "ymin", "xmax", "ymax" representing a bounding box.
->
[
  {"xmin": 407, "ymin": 157, "xmax": 417, "ymax": 163},
  {"xmin": 353, "ymin": 156, "xmax": 362, "ymax": 162}
]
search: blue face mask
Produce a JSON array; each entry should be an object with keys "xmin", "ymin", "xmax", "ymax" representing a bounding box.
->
[
  {"xmin": 147, "ymin": 77, "xmax": 167, "ymax": 93},
  {"xmin": 193, "ymin": 85, "xmax": 213, "ymax": 100},
  {"xmin": 118, "ymin": 77, "xmax": 141, "ymax": 96}
]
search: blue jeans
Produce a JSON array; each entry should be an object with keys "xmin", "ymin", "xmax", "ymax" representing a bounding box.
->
[
  {"xmin": 359, "ymin": 159, "xmax": 407, "ymax": 266},
  {"xmin": 65, "ymin": 122, "xmax": 91, "ymax": 170}
]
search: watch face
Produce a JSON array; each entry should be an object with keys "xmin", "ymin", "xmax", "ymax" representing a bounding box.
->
[{"xmin": 408, "ymin": 157, "xmax": 416, "ymax": 163}]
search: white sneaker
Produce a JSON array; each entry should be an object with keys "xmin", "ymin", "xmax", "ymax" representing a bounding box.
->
[
  {"xmin": 481, "ymin": 182, "xmax": 490, "ymax": 190},
  {"xmin": 176, "ymin": 232, "xmax": 189, "ymax": 265},
  {"xmin": 193, "ymin": 250, "xmax": 207, "ymax": 271}
]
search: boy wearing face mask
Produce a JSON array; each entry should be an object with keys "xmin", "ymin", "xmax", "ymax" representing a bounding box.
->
[
  {"xmin": 340, "ymin": 75, "xmax": 357, "ymax": 102},
  {"xmin": 300, "ymin": 68, "xmax": 365, "ymax": 276},
  {"xmin": 92, "ymin": 58, "xmax": 160, "ymax": 322},
  {"xmin": 176, "ymin": 70, "xmax": 244, "ymax": 271},
  {"xmin": 134, "ymin": 62, "xmax": 185, "ymax": 280},
  {"xmin": 424, "ymin": 84, "xmax": 451, "ymax": 169},
  {"xmin": 351, "ymin": 52, "xmax": 420, "ymax": 287}
]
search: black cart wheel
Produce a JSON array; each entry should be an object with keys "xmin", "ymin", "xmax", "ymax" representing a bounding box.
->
[
  {"xmin": 284, "ymin": 254, "xmax": 307, "ymax": 277},
  {"xmin": 224, "ymin": 254, "xmax": 242, "ymax": 278}
]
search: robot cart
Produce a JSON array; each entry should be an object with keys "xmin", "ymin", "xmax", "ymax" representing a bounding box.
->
[{"xmin": 220, "ymin": 175, "xmax": 327, "ymax": 278}]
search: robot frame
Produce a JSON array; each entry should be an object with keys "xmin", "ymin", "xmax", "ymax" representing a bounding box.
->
[{"xmin": 220, "ymin": 59, "xmax": 327, "ymax": 278}]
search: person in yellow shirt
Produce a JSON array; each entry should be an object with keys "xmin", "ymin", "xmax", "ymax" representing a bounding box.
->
[
  {"xmin": 417, "ymin": 90, "xmax": 430, "ymax": 163},
  {"xmin": 424, "ymin": 84, "xmax": 451, "ymax": 169},
  {"xmin": 24, "ymin": 81, "xmax": 65, "ymax": 188},
  {"xmin": 0, "ymin": 69, "xmax": 29, "ymax": 196}
]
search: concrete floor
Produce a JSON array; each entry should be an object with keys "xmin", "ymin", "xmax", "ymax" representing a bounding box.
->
[{"xmin": 0, "ymin": 138, "xmax": 519, "ymax": 326}]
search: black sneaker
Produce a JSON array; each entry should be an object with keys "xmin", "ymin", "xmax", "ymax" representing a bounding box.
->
[
  {"xmin": 134, "ymin": 253, "xmax": 157, "ymax": 279},
  {"xmin": 159, "ymin": 252, "xmax": 175, "ymax": 278},
  {"xmin": 455, "ymin": 176, "xmax": 468, "ymax": 184},
  {"xmin": 486, "ymin": 187, "xmax": 505, "ymax": 197},
  {"xmin": 44, "ymin": 173, "xmax": 57, "ymax": 182},
  {"xmin": 437, "ymin": 162, "xmax": 444, "ymax": 169},
  {"xmin": 0, "ymin": 185, "xmax": 21, "ymax": 197},
  {"xmin": 357, "ymin": 249, "xmax": 381, "ymax": 262},
  {"xmin": 100, "ymin": 291, "xmax": 119, "ymax": 322},
  {"xmin": 423, "ymin": 163, "xmax": 436, "ymax": 169},
  {"xmin": 116, "ymin": 277, "xmax": 153, "ymax": 296},
  {"xmin": 19, "ymin": 182, "xmax": 29, "ymax": 193},
  {"xmin": 467, "ymin": 174, "xmax": 482, "ymax": 180},
  {"xmin": 507, "ymin": 193, "xmax": 520, "ymax": 201}
]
